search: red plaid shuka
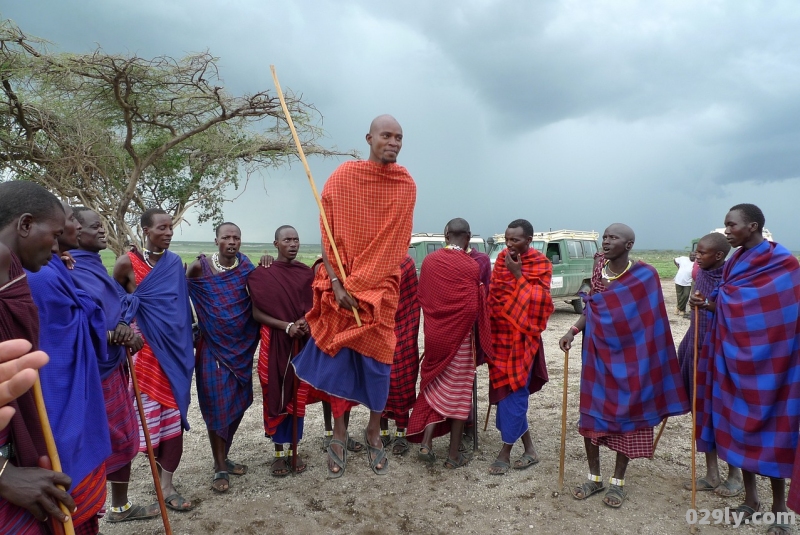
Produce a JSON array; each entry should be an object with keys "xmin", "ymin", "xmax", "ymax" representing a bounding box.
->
[
  {"xmin": 488, "ymin": 248, "xmax": 554, "ymax": 393},
  {"xmin": 306, "ymin": 160, "xmax": 416, "ymax": 364},
  {"xmin": 383, "ymin": 255, "xmax": 421, "ymax": 426}
]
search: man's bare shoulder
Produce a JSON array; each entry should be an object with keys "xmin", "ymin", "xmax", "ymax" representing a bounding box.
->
[{"xmin": 186, "ymin": 258, "xmax": 203, "ymax": 278}]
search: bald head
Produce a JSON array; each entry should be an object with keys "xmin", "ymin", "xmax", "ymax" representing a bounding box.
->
[
  {"xmin": 606, "ymin": 223, "xmax": 635, "ymax": 243},
  {"xmin": 444, "ymin": 217, "xmax": 471, "ymax": 249},
  {"xmin": 698, "ymin": 232, "xmax": 731, "ymax": 256},
  {"xmin": 366, "ymin": 115, "xmax": 403, "ymax": 165},
  {"xmin": 445, "ymin": 218, "xmax": 470, "ymax": 235}
]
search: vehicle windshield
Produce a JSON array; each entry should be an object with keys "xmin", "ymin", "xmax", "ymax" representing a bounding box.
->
[{"xmin": 490, "ymin": 241, "xmax": 545, "ymax": 261}]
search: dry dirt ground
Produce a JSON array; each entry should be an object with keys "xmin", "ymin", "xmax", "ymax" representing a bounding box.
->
[{"xmin": 102, "ymin": 281, "xmax": 790, "ymax": 535}]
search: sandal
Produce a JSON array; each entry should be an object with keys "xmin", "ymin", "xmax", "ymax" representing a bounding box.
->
[
  {"xmin": 682, "ymin": 477, "xmax": 717, "ymax": 491},
  {"xmin": 572, "ymin": 480, "xmax": 605, "ymax": 500},
  {"xmin": 443, "ymin": 453, "xmax": 470, "ymax": 469},
  {"xmin": 322, "ymin": 432, "xmax": 333, "ymax": 452},
  {"xmin": 326, "ymin": 437, "xmax": 347, "ymax": 479},
  {"xmin": 417, "ymin": 446, "xmax": 436, "ymax": 463},
  {"xmin": 164, "ymin": 493, "xmax": 194, "ymax": 512},
  {"xmin": 714, "ymin": 478, "xmax": 744, "ymax": 497},
  {"xmin": 363, "ymin": 429, "xmax": 389, "ymax": 475},
  {"xmin": 380, "ymin": 432, "xmax": 393, "ymax": 448},
  {"xmin": 105, "ymin": 502, "xmax": 160, "ymax": 523},
  {"xmin": 731, "ymin": 503, "xmax": 759, "ymax": 524},
  {"xmin": 347, "ymin": 436, "xmax": 365, "ymax": 454},
  {"xmin": 603, "ymin": 484, "xmax": 627, "ymax": 508},
  {"xmin": 513, "ymin": 453, "xmax": 540, "ymax": 470},
  {"xmin": 768, "ymin": 521, "xmax": 793, "ymax": 535},
  {"xmin": 488, "ymin": 460, "xmax": 510, "ymax": 475},
  {"xmin": 212, "ymin": 471, "xmax": 229, "ymax": 493},
  {"xmin": 271, "ymin": 456, "xmax": 291, "ymax": 478},
  {"xmin": 225, "ymin": 459, "xmax": 247, "ymax": 476},
  {"xmin": 392, "ymin": 436, "xmax": 410, "ymax": 456}
]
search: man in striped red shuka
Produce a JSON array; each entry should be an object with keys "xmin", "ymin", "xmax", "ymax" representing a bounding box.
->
[
  {"xmin": 380, "ymin": 254, "xmax": 421, "ymax": 455},
  {"xmin": 69, "ymin": 207, "xmax": 159, "ymax": 523},
  {"xmin": 248, "ymin": 225, "xmax": 316, "ymax": 478},
  {"xmin": 187, "ymin": 222, "xmax": 260, "ymax": 493},
  {"xmin": 408, "ymin": 219, "xmax": 492, "ymax": 469},
  {"xmin": 690, "ymin": 206, "xmax": 800, "ymax": 524},
  {"xmin": 114, "ymin": 208, "xmax": 195, "ymax": 512},
  {"xmin": 292, "ymin": 115, "xmax": 416, "ymax": 478},
  {"xmin": 561, "ymin": 223, "xmax": 689, "ymax": 509},
  {"xmin": 0, "ymin": 181, "xmax": 77, "ymax": 535},
  {"xmin": 487, "ymin": 219, "xmax": 554, "ymax": 476},
  {"xmin": 676, "ymin": 233, "xmax": 743, "ymax": 497}
]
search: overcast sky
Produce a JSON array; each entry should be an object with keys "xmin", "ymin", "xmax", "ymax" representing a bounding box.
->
[{"xmin": 5, "ymin": 1, "xmax": 800, "ymax": 249}]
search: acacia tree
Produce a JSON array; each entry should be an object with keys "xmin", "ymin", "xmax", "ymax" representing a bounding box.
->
[{"xmin": 0, "ymin": 19, "xmax": 355, "ymax": 254}]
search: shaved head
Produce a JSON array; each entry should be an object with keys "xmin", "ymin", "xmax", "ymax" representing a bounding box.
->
[
  {"xmin": 606, "ymin": 223, "xmax": 635, "ymax": 243},
  {"xmin": 699, "ymin": 232, "xmax": 731, "ymax": 255},
  {"xmin": 369, "ymin": 114, "xmax": 401, "ymax": 135},
  {"xmin": 366, "ymin": 115, "xmax": 403, "ymax": 164},
  {"xmin": 445, "ymin": 217, "xmax": 470, "ymax": 235}
]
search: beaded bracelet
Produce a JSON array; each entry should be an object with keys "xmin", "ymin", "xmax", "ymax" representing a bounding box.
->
[{"xmin": 285, "ymin": 322, "xmax": 295, "ymax": 334}]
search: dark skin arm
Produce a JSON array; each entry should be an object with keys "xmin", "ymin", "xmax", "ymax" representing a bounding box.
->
[
  {"xmin": 185, "ymin": 259, "xmax": 203, "ymax": 279},
  {"xmin": 321, "ymin": 244, "xmax": 358, "ymax": 310},
  {"xmin": 0, "ymin": 463, "xmax": 76, "ymax": 524},
  {"xmin": 688, "ymin": 290, "xmax": 716, "ymax": 314},
  {"xmin": 251, "ymin": 304, "xmax": 306, "ymax": 338},
  {"xmin": 559, "ymin": 315, "xmax": 586, "ymax": 352},
  {"xmin": 112, "ymin": 254, "xmax": 136, "ymax": 294}
]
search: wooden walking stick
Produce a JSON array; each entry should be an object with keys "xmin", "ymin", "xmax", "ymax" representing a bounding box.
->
[
  {"xmin": 483, "ymin": 404, "xmax": 492, "ymax": 432},
  {"xmin": 270, "ymin": 65, "xmax": 361, "ymax": 327},
  {"xmin": 690, "ymin": 304, "xmax": 701, "ymax": 531},
  {"xmin": 558, "ymin": 350, "xmax": 570, "ymax": 489},
  {"xmin": 471, "ymin": 330, "xmax": 478, "ymax": 452},
  {"xmin": 651, "ymin": 417, "xmax": 669, "ymax": 457},
  {"xmin": 291, "ymin": 341, "xmax": 299, "ymax": 473},
  {"xmin": 31, "ymin": 377, "xmax": 75, "ymax": 535},
  {"xmin": 127, "ymin": 349, "xmax": 172, "ymax": 535}
]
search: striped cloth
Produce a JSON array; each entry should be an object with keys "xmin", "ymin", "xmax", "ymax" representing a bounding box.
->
[
  {"xmin": 698, "ymin": 240, "xmax": 800, "ymax": 478},
  {"xmin": 488, "ymin": 247, "xmax": 553, "ymax": 394},
  {"xmin": 102, "ymin": 363, "xmax": 138, "ymax": 475},
  {"xmin": 383, "ymin": 254, "xmax": 421, "ymax": 428},
  {"xmin": 305, "ymin": 160, "xmax": 417, "ymax": 364},
  {"xmin": 579, "ymin": 261, "xmax": 690, "ymax": 445},
  {"xmin": 584, "ymin": 427, "xmax": 655, "ymax": 459},
  {"xmin": 189, "ymin": 254, "xmax": 259, "ymax": 436},
  {"xmin": 136, "ymin": 390, "xmax": 182, "ymax": 451},
  {"xmin": 70, "ymin": 462, "xmax": 107, "ymax": 531}
]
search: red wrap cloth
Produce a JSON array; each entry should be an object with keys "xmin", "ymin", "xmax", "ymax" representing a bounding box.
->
[
  {"xmin": 0, "ymin": 253, "xmax": 48, "ymax": 534},
  {"xmin": 408, "ymin": 248, "xmax": 493, "ymax": 440},
  {"xmin": 488, "ymin": 248, "xmax": 554, "ymax": 400},
  {"xmin": 305, "ymin": 160, "xmax": 416, "ymax": 364}
]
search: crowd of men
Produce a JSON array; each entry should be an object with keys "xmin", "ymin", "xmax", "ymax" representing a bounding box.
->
[{"xmin": 0, "ymin": 113, "xmax": 798, "ymax": 535}]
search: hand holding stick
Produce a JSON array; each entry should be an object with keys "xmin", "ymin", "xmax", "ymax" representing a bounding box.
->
[{"xmin": 270, "ymin": 65, "xmax": 361, "ymax": 326}]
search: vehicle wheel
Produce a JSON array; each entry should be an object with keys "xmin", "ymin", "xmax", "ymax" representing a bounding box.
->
[{"xmin": 571, "ymin": 299, "xmax": 583, "ymax": 314}]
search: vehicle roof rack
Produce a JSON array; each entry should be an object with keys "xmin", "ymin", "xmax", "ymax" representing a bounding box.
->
[{"xmin": 490, "ymin": 230, "xmax": 598, "ymax": 243}]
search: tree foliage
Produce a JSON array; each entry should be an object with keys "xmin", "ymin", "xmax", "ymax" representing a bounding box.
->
[{"xmin": 0, "ymin": 19, "xmax": 355, "ymax": 254}]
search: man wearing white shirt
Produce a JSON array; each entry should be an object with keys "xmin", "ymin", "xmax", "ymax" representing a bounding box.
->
[{"xmin": 674, "ymin": 256, "xmax": 694, "ymax": 317}]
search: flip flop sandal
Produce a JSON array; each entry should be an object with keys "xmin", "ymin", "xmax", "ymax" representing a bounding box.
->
[
  {"xmin": 489, "ymin": 460, "xmax": 511, "ymax": 475},
  {"xmin": 572, "ymin": 480, "xmax": 605, "ymax": 500},
  {"xmin": 347, "ymin": 436, "xmax": 365, "ymax": 453},
  {"xmin": 443, "ymin": 453, "xmax": 470, "ymax": 469},
  {"xmin": 513, "ymin": 453, "xmax": 540, "ymax": 470},
  {"xmin": 270, "ymin": 457, "xmax": 291, "ymax": 478},
  {"xmin": 380, "ymin": 433, "xmax": 393, "ymax": 448},
  {"xmin": 682, "ymin": 477, "xmax": 717, "ymax": 491},
  {"xmin": 326, "ymin": 438, "xmax": 347, "ymax": 479},
  {"xmin": 602, "ymin": 484, "xmax": 627, "ymax": 508},
  {"xmin": 211, "ymin": 471, "xmax": 230, "ymax": 493},
  {"xmin": 417, "ymin": 446, "xmax": 436, "ymax": 463},
  {"xmin": 322, "ymin": 433, "xmax": 333, "ymax": 452},
  {"xmin": 105, "ymin": 503, "xmax": 160, "ymax": 523},
  {"xmin": 731, "ymin": 503, "xmax": 759, "ymax": 524},
  {"xmin": 363, "ymin": 429, "xmax": 389, "ymax": 475},
  {"xmin": 714, "ymin": 478, "xmax": 744, "ymax": 497},
  {"xmin": 768, "ymin": 521, "xmax": 793, "ymax": 534},
  {"xmin": 164, "ymin": 493, "xmax": 194, "ymax": 512},
  {"xmin": 225, "ymin": 459, "xmax": 247, "ymax": 476},
  {"xmin": 392, "ymin": 436, "xmax": 410, "ymax": 456}
]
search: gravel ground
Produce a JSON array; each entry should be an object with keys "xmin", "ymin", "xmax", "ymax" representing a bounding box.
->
[{"xmin": 102, "ymin": 281, "xmax": 788, "ymax": 535}]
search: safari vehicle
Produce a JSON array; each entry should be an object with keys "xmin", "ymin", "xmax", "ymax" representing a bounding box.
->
[
  {"xmin": 689, "ymin": 228, "xmax": 774, "ymax": 258},
  {"xmin": 408, "ymin": 233, "xmax": 487, "ymax": 273},
  {"xmin": 488, "ymin": 230, "xmax": 599, "ymax": 313}
]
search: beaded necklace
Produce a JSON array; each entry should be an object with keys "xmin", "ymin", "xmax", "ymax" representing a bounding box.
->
[
  {"xmin": 445, "ymin": 245, "xmax": 464, "ymax": 251},
  {"xmin": 212, "ymin": 252, "xmax": 239, "ymax": 272},
  {"xmin": 602, "ymin": 260, "xmax": 632, "ymax": 281}
]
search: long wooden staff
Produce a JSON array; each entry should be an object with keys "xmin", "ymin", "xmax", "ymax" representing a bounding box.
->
[
  {"xmin": 270, "ymin": 65, "xmax": 361, "ymax": 327},
  {"xmin": 127, "ymin": 349, "xmax": 172, "ymax": 535},
  {"xmin": 291, "ymin": 341, "xmax": 299, "ymax": 473},
  {"xmin": 652, "ymin": 418, "xmax": 669, "ymax": 457},
  {"xmin": 31, "ymin": 377, "xmax": 75, "ymax": 535},
  {"xmin": 691, "ymin": 305, "xmax": 700, "ymax": 523},
  {"xmin": 558, "ymin": 350, "xmax": 570, "ymax": 489},
  {"xmin": 471, "ymin": 330, "xmax": 478, "ymax": 452},
  {"xmin": 483, "ymin": 404, "xmax": 492, "ymax": 432}
]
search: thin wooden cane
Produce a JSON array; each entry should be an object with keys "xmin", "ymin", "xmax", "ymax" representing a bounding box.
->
[
  {"xmin": 691, "ymin": 305, "xmax": 700, "ymax": 517},
  {"xmin": 483, "ymin": 404, "xmax": 492, "ymax": 432},
  {"xmin": 127, "ymin": 350, "xmax": 172, "ymax": 535},
  {"xmin": 651, "ymin": 417, "xmax": 669, "ymax": 457},
  {"xmin": 270, "ymin": 65, "xmax": 361, "ymax": 326},
  {"xmin": 291, "ymin": 341, "xmax": 299, "ymax": 474},
  {"xmin": 558, "ymin": 350, "xmax": 570, "ymax": 489},
  {"xmin": 471, "ymin": 329, "xmax": 478, "ymax": 452},
  {"xmin": 31, "ymin": 377, "xmax": 75, "ymax": 535}
]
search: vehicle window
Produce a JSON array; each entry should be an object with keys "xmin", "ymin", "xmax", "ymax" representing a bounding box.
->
[
  {"xmin": 568, "ymin": 240, "xmax": 583, "ymax": 259},
  {"xmin": 426, "ymin": 243, "xmax": 436, "ymax": 254},
  {"xmin": 408, "ymin": 246, "xmax": 417, "ymax": 265},
  {"xmin": 532, "ymin": 241, "xmax": 545, "ymax": 252},
  {"xmin": 546, "ymin": 243, "xmax": 561, "ymax": 263},
  {"xmin": 582, "ymin": 241, "xmax": 598, "ymax": 256}
]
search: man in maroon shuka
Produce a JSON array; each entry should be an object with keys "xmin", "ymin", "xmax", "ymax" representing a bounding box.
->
[{"xmin": 0, "ymin": 180, "xmax": 77, "ymax": 534}]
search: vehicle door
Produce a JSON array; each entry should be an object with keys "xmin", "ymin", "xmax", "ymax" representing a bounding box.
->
[{"xmin": 546, "ymin": 241, "xmax": 569, "ymax": 298}]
